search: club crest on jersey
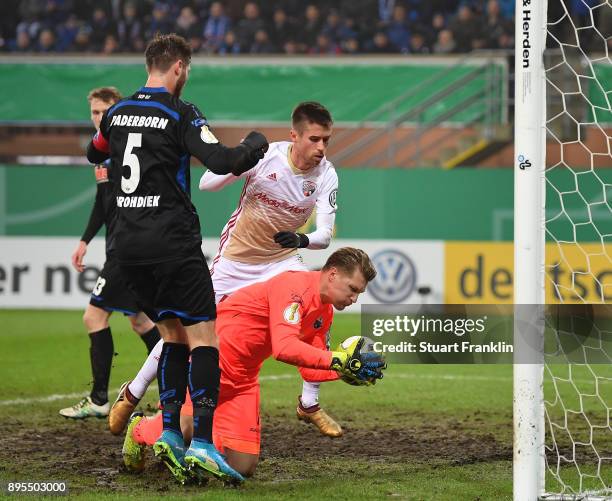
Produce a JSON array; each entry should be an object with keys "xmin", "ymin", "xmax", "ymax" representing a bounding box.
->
[
  {"xmin": 313, "ymin": 316, "xmax": 323, "ymax": 329},
  {"xmin": 329, "ymin": 189, "xmax": 337, "ymax": 209},
  {"xmin": 200, "ymin": 125, "xmax": 219, "ymax": 144},
  {"xmin": 302, "ymin": 181, "xmax": 317, "ymax": 197},
  {"xmin": 283, "ymin": 302, "xmax": 301, "ymax": 324}
]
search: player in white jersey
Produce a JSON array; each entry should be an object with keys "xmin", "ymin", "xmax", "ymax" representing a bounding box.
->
[
  {"xmin": 207, "ymin": 142, "xmax": 337, "ymax": 300},
  {"xmin": 109, "ymin": 102, "xmax": 343, "ymax": 438}
]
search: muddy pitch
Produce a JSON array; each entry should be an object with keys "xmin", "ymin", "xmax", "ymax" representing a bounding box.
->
[{"xmin": 0, "ymin": 412, "xmax": 512, "ymax": 492}]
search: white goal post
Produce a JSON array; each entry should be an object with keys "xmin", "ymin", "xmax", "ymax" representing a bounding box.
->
[
  {"xmin": 514, "ymin": 1, "xmax": 612, "ymax": 499},
  {"xmin": 514, "ymin": 1, "xmax": 547, "ymax": 499}
]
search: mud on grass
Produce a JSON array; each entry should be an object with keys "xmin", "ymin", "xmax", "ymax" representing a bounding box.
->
[{"xmin": 0, "ymin": 410, "xmax": 511, "ymax": 496}]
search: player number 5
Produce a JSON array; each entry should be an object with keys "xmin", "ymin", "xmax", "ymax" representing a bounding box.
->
[{"xmin": 121, "ymin": 132, "xmax": 142, "ymax": 194}]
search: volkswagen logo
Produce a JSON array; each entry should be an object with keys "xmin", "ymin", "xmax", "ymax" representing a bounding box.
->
[{"xmin": 369, "ymin": 249, "xmax": 417, "ymax": 303}]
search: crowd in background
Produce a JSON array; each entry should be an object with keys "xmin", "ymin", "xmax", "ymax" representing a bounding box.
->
[{"xmin": 0, "ymin": 0, "xmax": 606, "ymax": 56}]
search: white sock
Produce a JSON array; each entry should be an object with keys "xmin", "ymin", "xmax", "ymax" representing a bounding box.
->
[
  {"xmin": 300, "ymin": 381, "xmax": 321, "ymax": 408},
  {"xmin": 128, "ymin": 339, "xmax": 163, "ymax": 399}
]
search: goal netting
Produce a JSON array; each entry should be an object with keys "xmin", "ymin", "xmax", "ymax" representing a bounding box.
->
[{"xmin": 515, "ymin": 0, "xmax": 612, "ymax": 499}]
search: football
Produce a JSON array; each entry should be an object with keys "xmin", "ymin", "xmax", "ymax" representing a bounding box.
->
[{"xmin": 337, "ymin": 336, "xmax": 379, "ymax": 386}]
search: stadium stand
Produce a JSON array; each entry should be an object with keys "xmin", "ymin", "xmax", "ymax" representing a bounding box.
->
[{"xmin": 0, "ymin": 0, "xmax": 520, "ymax": 55}]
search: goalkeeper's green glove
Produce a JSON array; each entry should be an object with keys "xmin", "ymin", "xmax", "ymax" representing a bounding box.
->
[{"xmin": 330, "ymin": 339, "xmax": 386, "ymax": 384}]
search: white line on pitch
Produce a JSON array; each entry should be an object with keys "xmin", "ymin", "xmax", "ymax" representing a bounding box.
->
[{"xmin": 0, "ymin": 373, "xmax": 513, "ymax": 407}]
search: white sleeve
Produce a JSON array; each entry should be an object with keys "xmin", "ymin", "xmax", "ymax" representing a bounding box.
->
[
  {"xmin": 198, "ymin": 169, "xmax": 246, "ymax": 192},
  {"xmin": 315, "ymin": 166, "xmax": 338, "ymax": 215},
  {"xmin": 305, "ymin": 211, "xmax": 335, "ymax": 249},
  {"xmin": 307, "ymin": 167, "xmax": 338, "ymax": 249}
]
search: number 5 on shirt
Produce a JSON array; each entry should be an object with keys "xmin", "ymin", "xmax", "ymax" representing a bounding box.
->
[{"xmin": 121, "ymin": 132, "xmax": 142, "ymax": 194}]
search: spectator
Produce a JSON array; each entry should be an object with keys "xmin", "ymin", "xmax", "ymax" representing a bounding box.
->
[
  {"xmin": 73, "ymin": 25, "xmax": 92, "ymax": 52},
  {"xmin": 218, "ymin": 29, "xmax": 241, "ymax": 54},
  {"xmin": 235, "ymin": 2, "xmax": 265, "ymax": 51},
  {"xmin": 117, "ymin": 2, "xmax": 143, "ymax": 52},
  {"xmin": 202, "ymin": 1, "xmax": 230, "ymax": 53},
  {"xmin": 56, "ymin": 14, "xmax": 80, "ymax": 52},
  {"xmin": 250, "ymin": 28, "xmax": 275, "ymax": 53},
  {"xmin": 300, "ymin": 4, "xmax": 323, "ymax": 50},
  {"xmin": 175, "ymin": 6, "xmax": 200, "ymax": 40},
  {"xmin": 368, "ymin": 31, "xmax": 395, "ymax": 53},
  {"xmin": 269, "ymin": 8, "xmax": 296, "ymax": 50},
  {"xmin": 90, "ymin": 8, "xmax": 113, "ymax": 51},
  {"xmin": 188, "ymin": 34, "xmax": 202, "ymax": 53},
  {"xmin": 283, "ymin": 38, "xmax": 300, "ymax": 54},
  {"xmin": 449, "ymin": 4, "xmax": 483, "ymax": 52},
  {"xmin": 309, "ymin": 33, "xmax": 341, "ymax": 55},
  {"xmin": 321, "ymin": 9, "xmax": 355, "ymax": 45},
  {"xmin": 386, "ymin": 4, "xmax": 411, "ymax": 53},
  {"xmin": 409, "ymin": 31, "xmax": 431, "ymax": 54},
  {"xmin": 146, "ymin": 2, "xmax": 174, "ymax": 40},
  {"xmin": 14, "ymin": 30, "xmax": 33, "ymax": 52},
  {"xmin": 16, "ymin": 16, "xmax": 41, "ymax": 44},
  {"xmin": 341, "ymin": 37, "xmax": 360, "ymax": 54},
  {"xmin": 428, "ymin": 12, "xmax": 446, "ymax": 46},
  {"xmin": 37, "ymin": 28, "xmax": 56, "ymax": 52},
  {"xmin": 484, "ymin": 0, "xmax": 513, "ymax": 49},
  {"xmin": 496, "ymin": 31, "xmax": 513, "ymax": 51},
  {"xmin": 433, "ymin": 28, "xmax": 456, "ymax": 53},
  {"xmin": 102, "ymin": 33, "xmax": 119, "ymax": 54}
]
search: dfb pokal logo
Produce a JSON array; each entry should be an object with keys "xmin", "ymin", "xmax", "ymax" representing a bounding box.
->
[{"xmin": 369, "ymin": 249, "xmax": 417, "ymax": 303}]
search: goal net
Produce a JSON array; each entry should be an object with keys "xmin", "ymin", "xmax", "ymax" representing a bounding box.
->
[{"xmin": 514, "ymin": 1, "xmax": 612, "ymax": 499}]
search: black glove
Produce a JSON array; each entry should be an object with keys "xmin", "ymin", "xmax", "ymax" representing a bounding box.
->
[
  {"xmin": 274, "ymin": 231, "xmax": 309, "ymax": 248},
  {"xmin": 230, "ymin": 131, "xmax": 269, "ymax": 176},
  {"xmin": 242, "ymin": 130, "xmax": 268, "ymax": 161}
]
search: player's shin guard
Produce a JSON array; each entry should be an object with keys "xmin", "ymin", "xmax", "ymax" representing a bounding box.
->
[
  {"xmin": 189, "ymin": 346, "xmax": 220, "ymax": 443},
  {"xmin": 140, "ymin": 326, "xmax": 161, "ymax": 354},
  {"xmin": 89, "ymin": 327, "xmax": 114, "ymax": 405},
  {"xmin": 158, "ymin": 342, "xmax": 189, "ymax": 435}
]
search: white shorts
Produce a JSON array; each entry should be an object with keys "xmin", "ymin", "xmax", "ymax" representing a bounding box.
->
[{"xmin": 211, "ymin": 254, "xmax": 308, "ymax": 303}]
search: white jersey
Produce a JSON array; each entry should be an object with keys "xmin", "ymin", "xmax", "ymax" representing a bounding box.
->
[{"xmin": 205, "ymin": 141, "xmax": 338, "ymax": 266}]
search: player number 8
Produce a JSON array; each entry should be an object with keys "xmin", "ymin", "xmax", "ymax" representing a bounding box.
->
[{"xmin": 121, "ymin": 132, "xmax": 142, "ymax": 194}]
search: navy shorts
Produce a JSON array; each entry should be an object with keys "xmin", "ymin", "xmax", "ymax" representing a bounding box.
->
[
  {"xmin": 89, "ymin": 257, "xmax": 141, "ymax": 316},
  {"xmin": 119, "ymin": 248, "xmax": 216, "ymax": 326}
]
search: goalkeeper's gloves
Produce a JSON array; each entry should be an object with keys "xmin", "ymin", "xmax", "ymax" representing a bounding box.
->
[
  {"xmin": 330, "ymin": 346, "xmax": 386, "ymax": 384},
  {"xmin": 232, "ymin": 131, "xmax": 269, "ymax": 175},
  {"xmin": 273, "ymin": 231, "xmax": 309, "ymax": 249}
]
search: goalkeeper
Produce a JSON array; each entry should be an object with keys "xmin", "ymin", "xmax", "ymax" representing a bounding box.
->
[{"xmin": 122, "ymin": 247, "xmax": 386, "ymax": 479}]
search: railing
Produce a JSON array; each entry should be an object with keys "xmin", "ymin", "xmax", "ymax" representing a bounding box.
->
[{"xmin": 330, "ymin": 51, "xmax": 510, "ymax": 168}]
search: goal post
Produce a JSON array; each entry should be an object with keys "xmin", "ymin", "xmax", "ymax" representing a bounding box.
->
[
  {"xmin": 514, "ymin": 1, "xmax": 612, "ymax": 499},
  {"xmin": 514, "ymin": 1, "xmax": 548, "ymax": 499}
]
